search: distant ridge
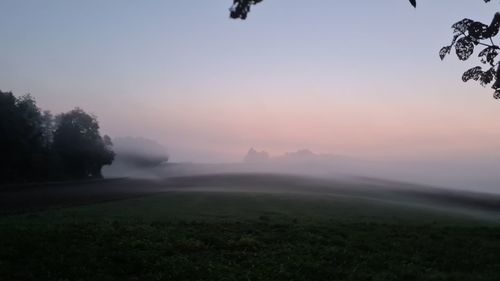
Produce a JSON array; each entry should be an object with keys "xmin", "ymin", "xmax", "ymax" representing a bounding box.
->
[{"xmin": 243, "ymin": 148, "xmax": 347, "ymax": 164}]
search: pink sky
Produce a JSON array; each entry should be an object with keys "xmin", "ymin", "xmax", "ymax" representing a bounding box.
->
[{"xmin": 1, "ymin": 1, "xmax": 499, "ymax": 163}]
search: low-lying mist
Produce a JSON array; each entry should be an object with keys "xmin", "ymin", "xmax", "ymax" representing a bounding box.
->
[
  {"xmin": 103, "ymin": 137, "xmax": 169, "ymax": 179},
  {"xmin": 104, "ymin": 146, "xmax": 500, "ymax": 194}
]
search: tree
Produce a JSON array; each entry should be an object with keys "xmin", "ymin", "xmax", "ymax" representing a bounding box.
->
[
  {"xmin": 0, "ymin": 90, "xmax": 25, "ymax": 182},
  {"xmin": 229, "ymin": 0, "xmax": 500, "ymax": 99},
  {"xmin": 0, "ymin": 91, "xmax": 49, "ymax": 182},
  {"xmin": 1, "ymin": 90, "xmax": 115, "ymax": 182},
  {"xmin": 53, "ymin": 108, "xmax": 114, "ymax": 179}
]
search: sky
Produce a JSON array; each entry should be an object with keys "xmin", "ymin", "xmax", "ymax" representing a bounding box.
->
[{"xmin": 1, "ymin": 0, "xmax": 499, "ymax": 163}]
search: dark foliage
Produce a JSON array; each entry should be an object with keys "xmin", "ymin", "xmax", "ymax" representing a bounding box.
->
[
  {"xmin": 228, "ymin": 0, "xmax": 422, "ymax": 20},
  {"xmin": 0, "ymin": 92, "xmax": 49, "ymax": 182},
  {"xmin": 229, "ymin": 0, "xmax": 263, "ymax": 20},
  {"xmin": 438, "ymin": 6, "xmax": 500, "ymax": 98},
  {"xmin": 53, "ymin": 109, "xmax": 114, "ymax": 179},
  {"xmin": 0, "ymin": 90, "xmax": 114, "ymax": 183},
  {"xmin": 387, "ymin": 0, "xmax": 498, "ymax": 98},
  {"xmin": 230, "ymin": 0, "xmax": 500, "ymax": 99}
]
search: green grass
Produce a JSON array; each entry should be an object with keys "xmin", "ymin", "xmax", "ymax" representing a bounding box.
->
[
  {"xmin": 1, "ymin": 191, "xmax": 499, "ymax": 280},
  {"xmin": 12, "ymin": 190, "xmax": 496, "ymax": 224}
]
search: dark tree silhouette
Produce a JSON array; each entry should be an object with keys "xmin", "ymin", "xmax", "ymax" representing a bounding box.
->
[
  {"xmin": 1, "ymin": 90, "xmax": 115, "ymax": 183},
  {"xmin": 229, "ymin": 0, "xmax": 500, "ymax": 99},
  {"xmin": 0, "ymin": 91, "xmax": 49, "ymax": 182},
  {"xmin": 52, "ymin": 108, "xmax": 114, "ymax": 179}
]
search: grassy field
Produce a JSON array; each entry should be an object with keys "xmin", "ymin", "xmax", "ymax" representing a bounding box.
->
[{"xmin": 0, "ymin": 175, "xmax": 499, "ymax": 280}]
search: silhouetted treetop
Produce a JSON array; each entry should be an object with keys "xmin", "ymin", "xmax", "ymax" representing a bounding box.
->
[
  {"xmin": 1, "ymin": 90, "xmax": 115, "ymax": 183},
  {"xmin": 54, "ymin": 108, "xmax": 114, "ymax": 179},
  {"xmin": 0, "ymin": 92, "xmax": 48, "ymax": 182}
]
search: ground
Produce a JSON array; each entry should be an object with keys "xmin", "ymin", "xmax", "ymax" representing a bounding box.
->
[{"xmin": 0, "ymin": 174, "xmax": 499, "ymax": 280}]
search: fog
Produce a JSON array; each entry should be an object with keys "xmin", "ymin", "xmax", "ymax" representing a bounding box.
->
[
  {"xmin": 3, "ymin": 1, "xmax": 500, "ymax": 195},
  {"xmin": 104, "ymin": 146, "xmax": 500, "ymax": 194},
  {"xmin": 103, "ymin": 137, "xmax": 169, "ymax": 178}
]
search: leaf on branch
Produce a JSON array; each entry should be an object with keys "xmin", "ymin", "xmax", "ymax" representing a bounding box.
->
[
  {"xmin": 462, "ymin": 66, "xmax": 496, "ymax": 87},
  {"xmin": 455, "ymin": 36, "xmax": 475, "ymax": 60},
  {"xmin": 493, "ymin": 66, "xmax": 500, "ymax": 90},
  {"xmin": 462, "ymin": 66, "xmax": 483, "ymax": 82},
  {"xmin": 229, "ymin": 0, "xmax": 263, "ymax": 20},
  {"xmin": 480, "ymin": 67, "xmax": 496, "ymax": 86},
  {"xmin": 451, "ymin": 14, "xmax": 499, "ymax": 41},
  {"xmin": 484, "ymin": 12, "xmax": 500, "ymax": 38},
  {"xmin": 468, "ymin": 21, "xmax": 489, "ymax": 40},
  {"xmin": 439, "ymin": 46, "xmax": 452, "ymax": 60},
  {"xmin": 450, "ymin": 33, "xmax": 461, "ymax": 46},
  {"xmin": 479, "ymin": 46, "xmax": 500, "ymax": 66},
  {"xmin": 452, "ymin": 19, "xmax": 475, "ymax": 34}
]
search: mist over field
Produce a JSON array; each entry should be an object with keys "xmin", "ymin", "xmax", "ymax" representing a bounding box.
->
[
  {"xmin": 3, "ymin": 1, "xmax": 500, "ymax": 195},
  {"xmin": 104, "ymin": 146, "xmax": 500, "ymax": 194},
  {"xmin": 2, "ymin": 2, "xmax": 500, "ymax": 280}
]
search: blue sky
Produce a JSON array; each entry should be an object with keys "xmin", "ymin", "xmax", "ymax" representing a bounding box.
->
[{"xmin": 0, "ymin": 0, "xmax": 499, "ymax": 162}]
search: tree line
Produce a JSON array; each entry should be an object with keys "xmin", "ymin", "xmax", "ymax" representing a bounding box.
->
[{"xmin": 0, "ymin": 90, "xmax": 115, "ymax": 183}]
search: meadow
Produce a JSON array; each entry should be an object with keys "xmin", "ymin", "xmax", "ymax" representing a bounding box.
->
[{"xmin": 0, "ymin": 174, "xmax": 499, "ymax": 281}]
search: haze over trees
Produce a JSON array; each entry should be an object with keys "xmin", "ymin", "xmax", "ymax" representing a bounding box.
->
[
  {"xmin": 229, "ymin": 0, "xmax": 500, "ymax": 98},
  {"xmin": 0, "ymin": 90, "xmax": 114, "ymax": 183},
  {"xmin": 110, "ymin": 137, "xmax": 169, "ymax": 168},
  {"xmin": 244, "ymin": 148, "xmax": 269, "ymax": 163},
  {"xmin": 101, "ymin": 137, "xmax": 169, "ymax": 178}
]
